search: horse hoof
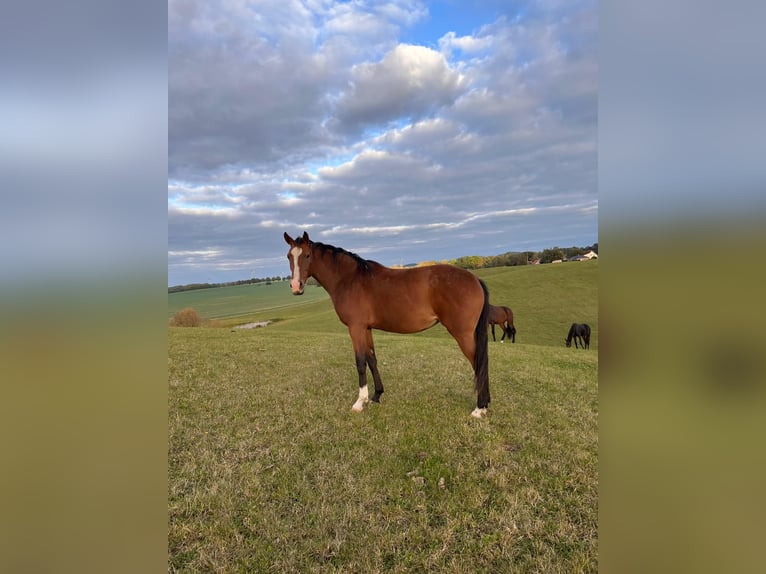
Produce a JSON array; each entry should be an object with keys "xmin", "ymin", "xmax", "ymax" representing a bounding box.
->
[
  {"xmin": 470, "ymin": 407, "xmax": 487, "ymax": 418},
  {"xmin": 351, "ymin": 400, "xmax": 367, "ymax": 412}
]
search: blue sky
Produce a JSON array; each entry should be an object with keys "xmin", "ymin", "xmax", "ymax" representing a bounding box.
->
[
  {"xmin": 403, "ymin": 0, "xmax": 507, "ymax": 44},
  {"xmin": 168, "ymin": 0, "xmax": 597, "ymax": 286}
]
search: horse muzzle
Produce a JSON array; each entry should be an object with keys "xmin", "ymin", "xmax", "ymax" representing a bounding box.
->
[{"xmin": 290, "ymin": 279, "xmax": 304, "ymax": 295}]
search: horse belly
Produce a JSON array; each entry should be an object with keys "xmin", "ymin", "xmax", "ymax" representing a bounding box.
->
[
  {"xmin": 373, "ymin": 310, "xmax": 438, "ymax": 334},
  {"xmin": 368, "ymin": 292, "xmax": 437, "ymax": 333}
]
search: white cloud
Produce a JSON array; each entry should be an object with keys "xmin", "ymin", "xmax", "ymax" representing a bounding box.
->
[
  {"xmin": 438, "ymin": 31, "xmax": 493, "ymax": 55},
  {"xmin": 168, "ymin": 1, "xmax": 597, "ymax": 285},
  {"xmin": 168, "ymin": 249, "xmax": 222, "ymax": 259},
  {"xmin": 333, "ymin": 44, "xmax": 467, "ymax": 131}
]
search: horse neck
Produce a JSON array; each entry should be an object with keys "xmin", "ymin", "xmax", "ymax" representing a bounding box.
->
[{"xmin": 308, "ymin": 245, "xmax": 359, "ymax": 294}]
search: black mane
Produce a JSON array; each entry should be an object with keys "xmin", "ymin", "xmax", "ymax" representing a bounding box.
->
[{"xmin": 297, "ymin": 237, "xmax": 380, "ymax": 274}]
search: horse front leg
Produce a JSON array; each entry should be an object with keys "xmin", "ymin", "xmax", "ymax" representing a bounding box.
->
[
  {"xmin": 349, "ymin": 326, "xmax": 371, "ymax": 412},
  {"xmin": 352, "ymin": 353, "xmax": 369, "ymax": 412},
  {"xmin": 491, "ymin": 324, "xmax": 497, "ymax": 342},
  {"xmin": 365, "ymin": 329, "xmax": 384, "ymax": 403}
]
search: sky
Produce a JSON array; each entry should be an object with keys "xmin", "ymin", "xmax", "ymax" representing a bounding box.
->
[{"xmin": 168, "ymin": 0, "xmax": 597, "ymax": 286}]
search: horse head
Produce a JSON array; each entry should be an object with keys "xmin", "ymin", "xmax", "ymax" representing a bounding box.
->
[{"xmin": 284, "ymin": 231, "xmax": 312, "ymax": 295}]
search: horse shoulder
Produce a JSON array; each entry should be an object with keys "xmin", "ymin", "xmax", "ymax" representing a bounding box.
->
[{"xmin": 335, "ymin": 279, "xmax": 378, "ymax": 324}]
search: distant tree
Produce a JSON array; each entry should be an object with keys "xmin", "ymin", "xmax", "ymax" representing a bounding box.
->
[
  {"xmin": 540, "ymin": 248, "xmax": 565, "ymax": 263},
  {"xmin": 451, "ymin": 255, "xmax": 485, "ymax": 269},
  {"xmin": 564, "ymin": 246, "xmax": 584, "ymax": 259},
  {"xmin": 485, "ymin": 253, "xmax": 510, "ymax": 267},
  {"xmin": 512, "ymin": 253, "xmax": 528, "ymax": 265}
]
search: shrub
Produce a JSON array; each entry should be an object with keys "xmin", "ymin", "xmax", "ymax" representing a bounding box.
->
[{"xmin": 170, "ymin": 307, "xmax": 201, "ymax": 327}]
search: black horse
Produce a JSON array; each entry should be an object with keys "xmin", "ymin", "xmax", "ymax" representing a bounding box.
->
[{"xmin": 565, "ymin": 323, "xmax": 591, "ymax": 349}]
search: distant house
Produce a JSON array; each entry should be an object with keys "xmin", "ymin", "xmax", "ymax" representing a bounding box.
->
[
  {"xmin": 529, "ymin": 258, "xmax": 541, "ymax": 265},
  {"xmin": 569, "ymin": 250, "xmax": 598, "ymax": 262}
]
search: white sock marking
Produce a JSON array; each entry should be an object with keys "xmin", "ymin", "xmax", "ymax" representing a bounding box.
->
[
  {"xmin": 471, "ymin": 407, "xmax": 488, "ymax": 418},
  {"xmin": 351, "ymin": 385, "xmax": 369, "ymax": 412}
]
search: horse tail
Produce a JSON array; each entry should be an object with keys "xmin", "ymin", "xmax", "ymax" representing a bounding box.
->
[{"xmin": 473, "ymin": 279, "xmax": 490, "ymax": 395}]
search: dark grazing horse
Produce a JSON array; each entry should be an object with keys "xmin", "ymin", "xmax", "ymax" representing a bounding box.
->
[
  {"xmin": 489, "ymin": 305, "xmax": 516, "ymax": 343},
  {"xmin": 565, "ymin": 323, "xmax": 591, "ymax": 349},
  {"xmin": 284, "ymin": 231, "xmax": 491, "ymax": 417}
]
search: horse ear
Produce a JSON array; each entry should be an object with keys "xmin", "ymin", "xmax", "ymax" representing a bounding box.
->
[
  {"xmin": 284, "ymin": 232, "xmax": 295, "ymax": 246},
  {"xmin": 302, "ymin": 231, "xmax": 310, "ymax": 243}
]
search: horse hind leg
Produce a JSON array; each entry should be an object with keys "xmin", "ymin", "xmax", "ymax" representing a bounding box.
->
[
  {"xmin": 502, "ymin": 321, "xmax": 514, "ymax": 343},
  {"xmin": 472, "ymin": 323, "xmax": 491, "ymax": 416},
  {"xmin": 447, "ymin": 329, "xmax": 488, "ymax": 415}
]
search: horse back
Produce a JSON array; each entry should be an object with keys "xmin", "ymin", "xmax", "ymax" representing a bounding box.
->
[{"xmin": 347, "ymin": 264, "xmax": 485, "ymax": 333}]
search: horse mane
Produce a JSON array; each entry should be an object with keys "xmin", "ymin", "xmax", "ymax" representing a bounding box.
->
[{"xmin": 297, "ymin": 237, "xmax": 382, "ymax": 274}]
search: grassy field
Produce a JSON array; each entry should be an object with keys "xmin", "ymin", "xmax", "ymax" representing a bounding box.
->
[
  {"xmin": 168, "ymin": 281, "xmax": 329, "ymax": 320},
  {"xmin": 169, "ymin": 261, "xmax": 598, "ymax": 572}
]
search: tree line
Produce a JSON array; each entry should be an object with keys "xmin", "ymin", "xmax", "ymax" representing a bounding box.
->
[
  {"xmin": 449, "ymin": 243, "xmax": 598, "ymax": 270},
  {"xmin": 168, "ymin": 276, "xmax": 288, "ymax": 293}
]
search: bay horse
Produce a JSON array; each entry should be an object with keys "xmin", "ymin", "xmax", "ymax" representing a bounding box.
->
[
  {"xmin": 489, "ymin": 305, "xmax": 516, "ymax": 343},
  {"xmin": 565, "ymin": 323, "xmax": 591, "ymax": 349},
  {"xmin": 284, "ymin": 231, "xmax": 491, "ymax": 417}
]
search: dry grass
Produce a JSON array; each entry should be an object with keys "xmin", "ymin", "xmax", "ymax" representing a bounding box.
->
[{"xmin": 169, "ymin": 307, "xmax": 202, "ymax": 327}]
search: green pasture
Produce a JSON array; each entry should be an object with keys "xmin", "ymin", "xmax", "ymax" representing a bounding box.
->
[
  {"xmin": 168, "ymin": 261, "xmax": 598, "ymax": 348},
  {"xmin": 169, "ymin": 261, "xmax": 598, "ymax": 572},
  {"xmin": 168, "ymin": 280, "xmax": 330, "ymax": 320}
]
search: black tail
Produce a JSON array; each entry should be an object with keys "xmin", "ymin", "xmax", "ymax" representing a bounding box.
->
[{"xmin": 473, "ymin": 280, "xmax": 490, "ymax": 403}]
